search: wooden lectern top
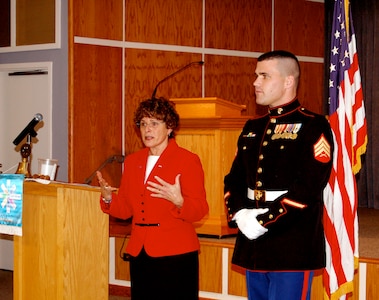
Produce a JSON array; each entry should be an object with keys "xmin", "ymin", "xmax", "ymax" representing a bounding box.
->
[{"xmin": 170, "ymin": 97, "xmax": 246, "ymax": 118}]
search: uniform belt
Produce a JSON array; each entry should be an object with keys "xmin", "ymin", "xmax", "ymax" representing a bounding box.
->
[
  {"xmin": 247, "ymin": 188, "xmax": 288, "ymax": 202},
  {"xmin": 135, "ymin": 223, "xmax": 160, "ymax": 227}
]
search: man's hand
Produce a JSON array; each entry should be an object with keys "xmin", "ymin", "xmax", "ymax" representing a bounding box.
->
[{"xmin": 233, "ymin": 208, "xmax": 269, "ymax": 240}]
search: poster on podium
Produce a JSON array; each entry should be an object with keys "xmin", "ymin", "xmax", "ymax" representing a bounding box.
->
[{"xmin": 0, "ymin": 174, "xmax": 24, "ymax": 236}]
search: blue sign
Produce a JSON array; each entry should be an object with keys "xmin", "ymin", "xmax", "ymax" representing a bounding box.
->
[{"xmin": 0, "ymin": 174, "xmax": 24, "ymax": 236}]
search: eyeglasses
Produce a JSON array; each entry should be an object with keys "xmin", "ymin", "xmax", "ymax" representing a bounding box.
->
[{"xmin": 137, "ymin": 120, "xmax": 165, "ymax": 129}]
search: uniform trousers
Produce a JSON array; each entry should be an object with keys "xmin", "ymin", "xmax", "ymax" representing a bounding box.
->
[
  {"xmin": 129, "ymin": 247, "xmax": 199, "ymax": 300},
  {"xmin": 246, "ymin": 270, "xmax": 314, "ymax": 300}
]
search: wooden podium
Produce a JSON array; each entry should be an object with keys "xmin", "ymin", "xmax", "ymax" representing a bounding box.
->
[
  {"xmin": 171, "ymin": 97, "xmax": 248, "ymax": 237},
  {"xmin": 13, "ymin": 181, "xmax": 109, "ymax": 300}
]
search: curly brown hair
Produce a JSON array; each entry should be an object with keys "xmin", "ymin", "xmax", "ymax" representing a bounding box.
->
[{"xmin": 134, "ymin": 97, "xmax": 180, "ymax": 138}]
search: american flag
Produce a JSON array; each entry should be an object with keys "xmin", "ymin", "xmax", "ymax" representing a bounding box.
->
[{"xmin": 323, "ymin": 0, "xmax": 368, "ymax": 299}]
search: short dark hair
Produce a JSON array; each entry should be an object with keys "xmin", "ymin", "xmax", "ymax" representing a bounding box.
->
[
  {"xmin": 258, "ymin": 50, "xmax": 300, "ymax": 85},
  {"xmin": 134, "ymin": 97, "xmax": 179, "ymax": 138},
  {"xmin": 257, "ymin": 50, "xmax": 299, "ymax": 64}
]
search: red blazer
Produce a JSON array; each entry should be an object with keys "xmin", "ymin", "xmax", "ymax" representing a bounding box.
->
[{"xmin": 100, "ymin": 139, "xmax": 208, "ymax": 257}]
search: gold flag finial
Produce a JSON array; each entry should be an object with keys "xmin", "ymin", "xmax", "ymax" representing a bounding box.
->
[{"xmin": 345, "ymin": 0, "xmax": 350, "ymax": 41}]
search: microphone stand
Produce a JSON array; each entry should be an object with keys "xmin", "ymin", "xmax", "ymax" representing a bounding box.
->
[
  {"xmin": 151, "ymin": 61, "xmax": 204, "ymax": 99},
  {"xmin": 84, "ymin": 155, "xmax": 125, "ymax": 185},
  {"xmin": 15, "ymin": 133, "xmax": 32, "ymax": 177}
]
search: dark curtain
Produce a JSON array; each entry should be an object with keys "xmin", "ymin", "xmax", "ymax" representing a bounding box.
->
[{"xmin": 325, "ymin": 0, "xmax": 379, "ymax": 208}]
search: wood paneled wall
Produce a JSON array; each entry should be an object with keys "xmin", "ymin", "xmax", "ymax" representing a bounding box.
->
[
  {"xmin": 69, "ymin": 0, "xmax": 325, "ymax": 187},
  {"xmin": 70, "ymin": 44, "xmax": 123, "ymax": 186}
]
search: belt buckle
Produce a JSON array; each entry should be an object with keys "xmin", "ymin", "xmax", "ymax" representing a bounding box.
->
[{"xmin": 254, "ymin": 189, "xmax": 266, "ymax": 202}]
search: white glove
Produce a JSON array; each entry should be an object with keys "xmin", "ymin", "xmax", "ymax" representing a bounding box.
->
[{"xmin": 233, "ymin": 208, "xmax": 269, "ymax": 240}]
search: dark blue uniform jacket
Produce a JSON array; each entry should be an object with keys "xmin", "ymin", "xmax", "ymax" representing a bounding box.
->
[{"xmin": 224, "ymin": 99, "xmax": 334, "ymax": 271}]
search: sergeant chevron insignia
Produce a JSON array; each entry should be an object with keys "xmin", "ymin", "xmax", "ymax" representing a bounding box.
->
[{"xmin": 313, "ymin": 134, "xmax": 331, "ymax": 163}]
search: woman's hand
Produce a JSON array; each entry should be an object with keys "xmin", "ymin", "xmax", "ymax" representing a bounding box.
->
[
  {"xmin": 96, "ymin": 171, "xmax": 116, "ymax": 201},
  {"xmin": 147, "ymin": 174, "xmax": 184, "ymax": 208}
]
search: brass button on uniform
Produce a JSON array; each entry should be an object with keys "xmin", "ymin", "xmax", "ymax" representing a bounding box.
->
[
  {"xmin": 266, "ymin": 129, "xmax": 272, "ymax": 135},
  {"xmin": 263, "ymin": 141, "xmax": 268, "ymax": 146},
  {"xmin": 259, "ymin": 154, "xmax": 264, "ymax": 160},
  {"xmin": 269, "ymin": 214, "xmax": 274, "ymax": 219},
  {"xmin": 256, "ymin": 181, "xmax": 263, "ymax": 187},
  {"xmin": 257, "ymin": 167, "xmax": 263, "ymax": 174}
]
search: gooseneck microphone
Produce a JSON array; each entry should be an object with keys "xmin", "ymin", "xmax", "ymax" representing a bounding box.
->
[
  {"xmin": 84, "ymin": 155, "xmax": 125, "ymax": 185},
  {"xmin": 151, "ymin": 60, "xmax": 204, "ymax": 99},
  {"xmin": 13, "ymin": 113, "xmax": 43, "ymax": 145}
]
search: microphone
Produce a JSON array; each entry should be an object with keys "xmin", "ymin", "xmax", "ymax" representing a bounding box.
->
[
  {"xmin": 151, "ymin": 60, "xmax": 204, "ymax": 99},
  {"xmin": 84, "ymin": 154, "xmax": 125, "ymax": 185},
  {"xmin": 13, "ymin": 113, "xmax": 43, "ymax": 145}
]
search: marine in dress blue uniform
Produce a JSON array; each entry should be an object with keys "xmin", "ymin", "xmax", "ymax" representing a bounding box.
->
[{"xmin": 224, "ymin": 50, "xmax": 334, "ymax": 300}]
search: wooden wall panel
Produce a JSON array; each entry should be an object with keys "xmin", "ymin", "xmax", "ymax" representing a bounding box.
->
[
  {"xmin": 73, "ymin": 0, "xmax": 123, "ymax": 40},
  {"xmin": 366, "ymin": 263, "xmax": 379, "ymax": 299},
  {"xmin": 124, "ymin": 49, "xmax": 203, "ymax": 154},
  {"xmin": 205, "ymin": 0, "xmax": 271, "ymax": 52},
  {"xmin": 71, "ymin": 44, "xmax": 123, "ymax": 186},
  {"xmin": 126, "ymin": 0, "xmax": 202, "ymax": 46},
  {"xmin": 298, "ymin": 61, "xmax": 325, "ymax": 114},
  {"xmin": 115, "ymin": 237, "xmax": 130, "ymax": 280},
  {"xmin": 204, "ymin": 59, "xmax": 324, "ymax": 118},
  {"xmin": 204, "ymin": 58, "xmax": 324, "ymax": 117},
  {"xmin": 204, "ymin": 55, "xmax": 266, "ymax": 116},
  {"xmin": 199, "ymin": 244, "xmax": 223, "ymax": 293},
  {"xmin": 352, "ymin": 267, "xmax": 359, "ymax": 300},
  {"xmin": 229, "ymin": 251, "xmax": 248, "ymax": 297},
  {"xmin": 274, "ymin": 0, "xmax": 324, "ymax": 57}
]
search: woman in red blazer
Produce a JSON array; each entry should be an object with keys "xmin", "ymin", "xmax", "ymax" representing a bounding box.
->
[{"xmin": 97, "ymin": 97, "xmax": 208, "ymax": 300}]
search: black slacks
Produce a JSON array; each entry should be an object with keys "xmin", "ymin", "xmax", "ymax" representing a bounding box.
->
[{"xmin": 129, "ymin": 247, "xmax": 199, "ymax": 300}]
